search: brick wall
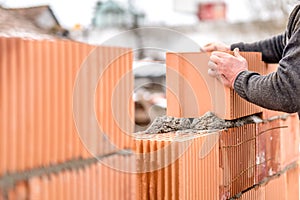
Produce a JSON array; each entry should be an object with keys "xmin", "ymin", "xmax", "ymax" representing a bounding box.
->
[
  {"xmin": 1, "ymin": 39, "xmax": 299, "ymax": 200},
  {"xmin": 0, "ymin": 37, "xmax": 135, "ymax": 199},
  {"xmin": 135, "ymin": 116, "xmax": 299, "ymax": 200}
]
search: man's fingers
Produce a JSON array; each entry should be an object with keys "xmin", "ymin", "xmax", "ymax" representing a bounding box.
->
[
  {"xmin": 203, "ymin": 43, "xmax": 212, "ymax": 47},
  {"xmin": 202, "ymin": 44, "xmax": 216, "ymax": 52},
  {"xmin": 208, "ymin": 67, "xmax": 231, "ymax": 88},
  {"xmin": 220, "ymin": 74, "xmax": 231, "ymax": 87},
  {"xmin": 203, "ymin": 42, "xmax": 230, "ymax": 52},
  {"xmin": 233, "ymin": 48, "xmax": 242, "ymax": 58},
  {"xmin": 208, "ymin": 69, "xmax": 218, "ymax": 77},
  {"xmin": 209, "ymin": 54, "xmax": 221, "ymax": 64},
  {"xmin": 208, "ymin": 60, "xmax": 217, "ymax": 70},
  {"xmin": 211, "ymin": 51, "xmax": 232, "ymax": 58}
]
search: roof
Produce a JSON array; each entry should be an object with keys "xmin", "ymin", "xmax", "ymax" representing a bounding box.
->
[
  {"xmin": 0, "ymin": 5, "xmax": 69, "ymax": 38},
  {"xmin": 7, "ymin": 5, "xmax": 61, "ymax": 30},
  {"xmin": 0, "ymin": 7, "xmax": 52, "ymax": 39}
]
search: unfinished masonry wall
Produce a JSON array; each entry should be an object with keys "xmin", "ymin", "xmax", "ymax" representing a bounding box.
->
[
  {"xmin": 1, "ymin": 39, "xmax": 299, "ymax": 200},
  {"xmin": 135, "ymin": 114, "xmax": 299, "ymax": 200},
  {"xmin": 0, "ymin": 37, "xmax": 135, "ymax": 199},
  {"xmin": 133, "ymin": 51, "xmax": 300, "ymax": 199}
]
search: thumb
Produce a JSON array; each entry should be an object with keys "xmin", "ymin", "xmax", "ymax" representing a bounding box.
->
[{"xmin": 233, "ymin": 48, "xmax": 242, "ymax": 58}]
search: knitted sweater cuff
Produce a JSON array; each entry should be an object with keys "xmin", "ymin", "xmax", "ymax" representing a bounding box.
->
[
  {"xmin": 230, "ymin": 43, "xmax": 245, "ymax": 51},
  {"xmin": 233, "ymin": 71, "xmax": 249, "ymax": 99}
]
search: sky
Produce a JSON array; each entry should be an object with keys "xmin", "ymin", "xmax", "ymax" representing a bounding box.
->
[
  {"xmin": 2, "ymin": 0, "xmax": 98, "ymax": 28},
  {"xmin": 1, "ymin": 0, "xmax": 257, "ymax": 28}
]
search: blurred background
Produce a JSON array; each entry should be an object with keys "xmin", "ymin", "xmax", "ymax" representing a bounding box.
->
[{"xmin": 0, "ymin": 0, "xmax": 297, "ymax": 131}]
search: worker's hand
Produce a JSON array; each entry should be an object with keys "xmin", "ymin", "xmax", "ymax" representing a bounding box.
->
[
  {"xmin": 208, "ymin": 48, "xmax": 248, "ymax": 88},
  {"xmin": 203, "ymin": 42, "xmax": 230, "ymax": 52}
]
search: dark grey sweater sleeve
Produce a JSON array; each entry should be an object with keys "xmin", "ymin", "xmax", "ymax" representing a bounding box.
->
[
  {"xmin": 233, "ymin": 28, "xmax": 300, "ymax": 113},
  {"xmin": 230, "ymin": 33, "xmax": 286, "ymax": 63}
]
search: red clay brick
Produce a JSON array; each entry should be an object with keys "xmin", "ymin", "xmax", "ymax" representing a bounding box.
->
[
  {"xmin": 257, "ymin": 114, "xmax": 300, "ymax": 180},
  {"xmin": 266, "ymin": 63, "xmax": 278, "ymax": 74},
  {"xmin": 166, "ymin": 52, "xmax": 267, "ymax": 120},
  {"xmin": 262, "ymin": 109, "xmax": 287, "ymax": 120},
  {"xmin": 95, "ymin": 48, "xmax": 134, "ymax": 151},
  {"xmin": 1, "ymin": 154, "xmax": 133, "ymax": 200},
  {"xmin": 8, "ymin": 182, "xmax": 28, "ymax": 200},
  {"xmin": 0, "ymin": 38, "xmax": 8, "ymax": 176},
  {"xmin": 40, "ymin": 175, "xmax": 50, "ymax": 200},
  {"xmin": 265, "ymin": 174, "xmax": 287, "ymax": 200},
  {"xmin": 96, "ymin": 154, "xmax": 136, "ymax": 200},
  {"xmin": 286, "ymin": 165, "xmax": 300, "ymax": 200},
  {"xmin": 256, "ymin": 121, "xmax": 274, "ymax": 183},
  {"xmin": 219, "ymin": 124, "xmax": 257, "ymax": 198},
  {"xmin": 240, "ymin": 186, "xmax": 265, "ymax": 200},
  {"xmin": 6, "ymin": 38, "xmax": 18, "ymax": 174},
  {"xmin": 0, "ymin": 37, "xmax": 134, "ymax": 175},
  {"xmin": 135, "ymin": 132, "xmax": 220, "ymax": 200},
  {"xmin": 89, "ymin": 164, "xmax": 96, "ymax": 200},
  {"xmin": 28, "ymin": 177, "xmax": 42, "ymax": 200}
]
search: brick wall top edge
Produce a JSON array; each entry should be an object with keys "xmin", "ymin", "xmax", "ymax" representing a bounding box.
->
[
  {"xmin": 166, "ymin": 51, "xmax": 262, "ymax": 56},
  {"xmin": 0, "ymin": 36, "xmax": 133, "ymax": 51},
  {"xmin": 134, "ymin": 131, "xmax": 221, "ymax": 142},
  {"xmin": 0, "ymin": 36, "xmax": 60, "ymax": 42}
]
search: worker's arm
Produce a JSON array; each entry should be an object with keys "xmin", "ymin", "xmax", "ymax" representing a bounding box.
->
[
  {"xmin": 233, "ymin": 28, "xmax": 300, "ymax": 113},
  {"xmin": 203, "ymin": 33, "xmax": 286, "ymax": 64},
  {"xmin": 230, "ymin": 32, "xmax": 286, "ymax": 63}
]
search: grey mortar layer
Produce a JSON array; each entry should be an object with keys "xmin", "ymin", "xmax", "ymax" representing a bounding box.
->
[
  {"xmin": 145, "ymin": 116, "xmax": 191, "ymax": 134},
  {"xmin": 143, "ymin": 112, "xmax": 262, "ymax": 134}
]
